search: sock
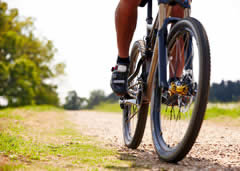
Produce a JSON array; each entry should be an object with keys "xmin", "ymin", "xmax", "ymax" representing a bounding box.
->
[{"xmin": 117, "ymin": 56, "xmax": 130, "ymax": 64}]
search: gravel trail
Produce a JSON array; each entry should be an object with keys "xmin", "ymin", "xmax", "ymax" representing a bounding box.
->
[{"xmin": 68, "ymin": 111, "xmax": 240, "ymax": 170}]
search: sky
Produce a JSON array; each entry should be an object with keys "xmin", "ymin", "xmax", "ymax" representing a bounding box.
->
[{"xmin": 6, "ymin": 0, "xmax": 240, "ymax": 101}]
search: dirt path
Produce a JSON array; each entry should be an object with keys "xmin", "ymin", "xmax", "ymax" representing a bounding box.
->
[{"xmin": 68, "ymin": 111, "xmax": 240, "ymax": 170}]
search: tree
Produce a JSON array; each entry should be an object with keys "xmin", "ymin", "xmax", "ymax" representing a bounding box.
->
[
  {"xmin": 64, "ymin": 91, "xmax": 86, "ymax": 110},
  {"xmin": 7, "ymin": 58, "xmax": 40, "ymax": 106},
  {"xmin": 105, "ymin": 92, "xmax": 118, "ymax": 103},
  {"xmin": 35, "ymin": 84, "xmax": 59, "ymax": 106},
  {"xmin": 209, "ymin": 80, "xmax": 240, "ymax": 102},
  {"xmin": 87, "ymin": 90, "xmax": 106, "ymax": 109},
  {"xmin": 0, "ymin": 2, "xmax": 65, "ymax": 107}
]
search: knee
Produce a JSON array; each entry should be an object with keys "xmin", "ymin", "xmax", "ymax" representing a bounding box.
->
[{"xmin": 120, "ymin": 0, "xmax": 141, "ymax": 9}]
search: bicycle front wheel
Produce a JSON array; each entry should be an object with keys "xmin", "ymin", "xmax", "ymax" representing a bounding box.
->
[{"xmin": 151, "ymin": 17, "xmax": 211, "ymax": 162}]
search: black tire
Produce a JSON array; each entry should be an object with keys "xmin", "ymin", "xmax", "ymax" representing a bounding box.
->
[
  {"xmin": 123, "ymin": 40, "xmax": 149, "ymax": 149},
  {"xmin": 151, "ymin": 17, "xmax": 211, "ymax": 162}
]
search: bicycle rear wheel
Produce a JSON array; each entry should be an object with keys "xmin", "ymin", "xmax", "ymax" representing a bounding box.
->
[
  {"xmin": 122, "ymin": 40, "xmax": 149, "ymax": 149},
  {"xmin": 151, "ymin": 17, "xmax": 211, "ymax": 162}
]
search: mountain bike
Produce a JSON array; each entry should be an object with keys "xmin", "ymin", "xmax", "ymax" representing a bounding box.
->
[{"xmin": 119, "ymin": 0, "xmax": 210, "ymax": 162}]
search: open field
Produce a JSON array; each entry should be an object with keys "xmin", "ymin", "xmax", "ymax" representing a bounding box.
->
[{"xmin": 0, "ymin": 106, "xmax": 132, "ymax": 170}]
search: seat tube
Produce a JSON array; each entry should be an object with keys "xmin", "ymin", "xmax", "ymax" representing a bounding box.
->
[{"xmin": 159, "ymin": 4, "xmax": 167, "ymax": 27}]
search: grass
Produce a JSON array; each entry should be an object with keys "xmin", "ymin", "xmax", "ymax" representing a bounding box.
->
[
  {"xmin": 0, "ymin": 108, "xmax": 24, "ymax": 120},
  {"xmin": 0, "ymin": 164, "xmax": 25, "ymax": 170},
  {"xmin": 0, "ymin": 105, "xmax": 133, "ymax": 170},
  {"xmin": 205, "ymin": 106, "xmax": 240, "ymax": 119},
  {"xmin": 93, "ymin": 102, "xmax": 122, "ymax": 113},
  {"xmin": 19, "ymin": 105, "xmax": 64, "ymax": 112},
  {"xmin": 93, "ymin": 102, "xmax": 240, "ymax": 120},
  {"xmin": 0, "ymin": 132, "xmax": 42, "ymax": 160}
]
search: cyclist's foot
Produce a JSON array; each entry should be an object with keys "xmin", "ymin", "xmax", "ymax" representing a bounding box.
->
[{"xmin": 110, "ymin": 59, "xmax": 129, "ymax": 96}]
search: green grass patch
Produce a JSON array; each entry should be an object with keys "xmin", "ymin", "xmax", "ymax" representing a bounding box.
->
[
  {"xmin": 0, "ymin": 131, "xmax": 45, "ymax": 160},
  {"xmin": 0, "ymin": 164, "xmax": 25, "ymax": 170},
  {"xmin": 20, "ymin": 105, "xmax": 64, "ymax": 112},
  {"xmin": 0, "ymin": 108, "xmax": 24, "ymax": 120},
  {"xmin": 93, "ymin": 102, "xmax": 122, "ymax": 113},
  {"xmin": 0, "ymin": 105, "xmax": 63, "ymax": 121},
  {"xmin": 0, "ymin": 127, "xmax": 130, "ymax": 169},
  {"xmin": 55, "ymin": 127, "xmax": 81, "ymax": 137},
  {"xmin": 53, "ymin": 127, "xmax": 130, "ymax": 168},
  {"xmin": 205, "ymin": 106, "xmax": 240, "ymax": 119},
  {"xmin": 0, "ymin": 105, "xmax": 132, "ymax": 169}
]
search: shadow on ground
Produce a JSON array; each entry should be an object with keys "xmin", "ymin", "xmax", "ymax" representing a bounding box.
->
[{"xmin": 106, "ymin": 145, "xmax": 240, "ymax": 171}]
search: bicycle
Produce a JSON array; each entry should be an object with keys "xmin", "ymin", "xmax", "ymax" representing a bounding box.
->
[{"xmin": 119, "ymin": 0, "xmax": 210, "ymax": 162}]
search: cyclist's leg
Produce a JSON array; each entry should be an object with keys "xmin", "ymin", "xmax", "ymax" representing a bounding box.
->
[
  {"xmin": 111, "ymin": 0, "xmax": 142, "ymax": 96},
  {"xmin": 169, "ymin": 5, "xmax": 185, "ymax": 79},
  {"xmin": 171, "ymin": 4, "xmax": 184, "ymax": 18},
  {"xmin": 115, "ymin": 0, "xmax": 142, "ymax": 58}
]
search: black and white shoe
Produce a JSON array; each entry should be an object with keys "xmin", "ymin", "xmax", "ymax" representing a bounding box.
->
[{"xmin": 110, "ymin": 63, "xmax": 129, "ymax": 96}]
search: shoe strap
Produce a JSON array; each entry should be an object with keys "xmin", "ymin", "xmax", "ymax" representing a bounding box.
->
[{"xmin": 111, "ymin": 64, "xmax": 128, "ymax": 72}]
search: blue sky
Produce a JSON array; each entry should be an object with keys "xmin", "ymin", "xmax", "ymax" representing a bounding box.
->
[{"xmin": 6, "ymin": 0, "xmax": 240, "ymax": 101}]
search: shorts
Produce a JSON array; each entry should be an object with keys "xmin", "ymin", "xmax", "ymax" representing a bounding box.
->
[
  {"xmin": 139, "ymin": 0, "xmax": 192, "ymax": 7},
  {"xmin": 139, "ymin": 0, "xmax": 149, "ymax": 7}
]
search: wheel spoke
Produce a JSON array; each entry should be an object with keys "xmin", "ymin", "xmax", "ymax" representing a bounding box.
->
[{"xmin": 126, "ymin": 108, "xmax": 139, "ymax": 123}]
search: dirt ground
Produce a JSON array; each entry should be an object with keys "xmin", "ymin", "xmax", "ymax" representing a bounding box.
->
[{"xmin": 68, "ymin": 111, "xmax": 240, "ymax": 170}]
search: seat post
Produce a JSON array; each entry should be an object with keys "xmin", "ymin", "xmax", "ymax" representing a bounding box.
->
[{"xmin": 146, "ymin": 0, "xmax": 153, "ymax": 25}]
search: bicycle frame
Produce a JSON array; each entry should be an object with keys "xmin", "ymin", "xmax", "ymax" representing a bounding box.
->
[{"xmin": 144, "ymin": 0, "xmax": 191, "ymax": 102}]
